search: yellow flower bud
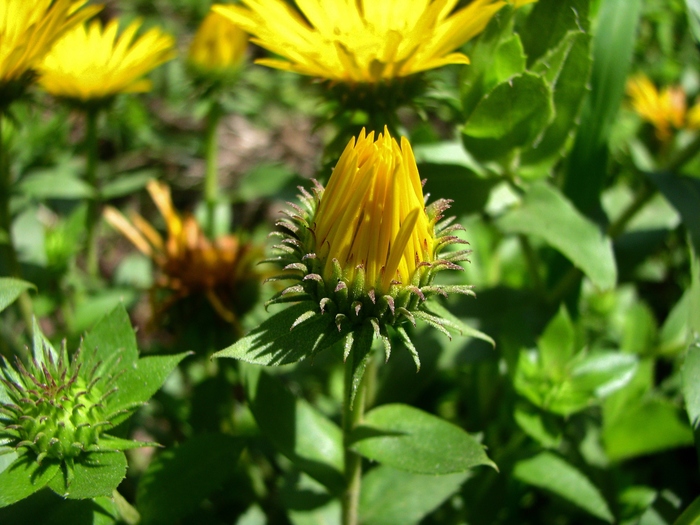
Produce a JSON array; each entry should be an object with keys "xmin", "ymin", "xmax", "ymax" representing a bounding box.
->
[
  {"xmin": 265, "ymin": 128, "xmax": 475, "ymax": 365},
  {"xmin": 314, "ymin": 128, "xmax": 434, "ymax": 295},
  {"xmin": 188, "ymin": 11, "xmax": 248, "ymax": 78}
]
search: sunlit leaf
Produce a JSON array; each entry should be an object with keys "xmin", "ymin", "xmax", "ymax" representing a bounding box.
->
[
  {"xmin": 359, "ymin": 465, "xmax": 469, "ymax": 525},
  {"xmin": 497, "ymin": 182, "xmax": 617, "ymax": 289},
  {"xmin": 514, "ymin": 452, "xmax": 613, "ymax": 522},
  {"xmin": 0, "ymin": 277, "xmax": 34, "ymax": 313},
  {"xmin": 352, "ymin": 404, "xmax": 495, "ymax": 475},
  {"xmin": 242, "ymin": 366, "xmax": 345, "ymax": 494}
]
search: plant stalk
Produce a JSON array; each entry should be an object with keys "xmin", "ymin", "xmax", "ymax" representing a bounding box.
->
[
  {"xmin": 84, "ymin": 108, "xmax": 100, "ymax": 278},
  {"xmin": 204, "ymin": 102, "xmax": 222, "ymax": 239},
  {"xmin": 341, "ymin": 358, "xmax": 368, "ymax": 525},
  {"xmin": 0, "ymin": 113, "xmax": 33, "ymax": 344}
]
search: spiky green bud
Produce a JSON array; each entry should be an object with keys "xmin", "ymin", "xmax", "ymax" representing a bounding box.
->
[{"xmin": 0, "ymin": 343, "xmax": 116, "ymax": 465}]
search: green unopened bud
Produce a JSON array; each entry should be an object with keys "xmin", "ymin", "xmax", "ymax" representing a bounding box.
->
[{"xmin": 1, "ymin": 343, "xmax": 114, "ymax": 464}]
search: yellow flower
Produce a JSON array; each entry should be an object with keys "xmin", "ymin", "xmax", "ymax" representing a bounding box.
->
[
  {"xmin": 626, "ymin": 75, "xmax": 686, "ymax": 141},
  {"xmin": 38, "ymin": 18, "xmax": 175, "ymax": 104},
  {"xmin": 265, "ymin": 128, "xmax": 474, "ymax": 366},
  {"xmin": 104, "ymin": 180, "xmax": 260, "ymax": 325},
  {"xmin": 314, "ymin": 128, "xmax": 434, "ymax": 294},
  {"xmin": 0, "ymin": 0, "xmax": 99, "ymax": 104},
  {"xmin": 188, "ymin": 10, "xmax": 248, "ymax": 78},
  {"xmin": 688, "ymin": 101, "xmax": 700, "ymax": 130},
  {"xmin": 213, "ymin": 0, "xmax": 507, "ymax": 85}
]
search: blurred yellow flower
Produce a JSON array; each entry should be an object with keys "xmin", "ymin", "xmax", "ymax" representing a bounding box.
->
[
  {"xmin": 188, "ymin": 10, "xmax": 248, "ymax": 78},
  {"xmin": 104, "ymin": 180, "xmax": 260, "ymax": 324},
  {"xmin": 688, "ymin": 101, "xmax": 700, "ymax": 130},
  {"xmin": 38, "ymin": 18, "xmax": 175, "ymax": 104},
  {"xmin": 0, "ymin": 0, "xmax": 99, "ymax": 102},
  {"xmin": 213, "ymin": 0, "xmax": 508, "ymax": 84},
  {"xmin": 314, "ymin": 127, "xmax": 434, "ymax": 294},
  {"xmin": 626, "ymin": 75, "xmax": 686, "ymax": 141}
]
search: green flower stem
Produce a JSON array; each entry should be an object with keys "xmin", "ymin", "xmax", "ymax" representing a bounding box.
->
[
  {"xmin": 204, "ymin": 102, "xmax": 222, "ymax": 239},
  {"xmin": 341, "ymin": 357, "xmax": 368, "ymax": 525},
  {"xmin": 0, "ymin": 113, "xmax": 33, "ymax": 344},
  {"xmin": 84, "ymin": 107, "xmax": 100, "ymax": 278}
]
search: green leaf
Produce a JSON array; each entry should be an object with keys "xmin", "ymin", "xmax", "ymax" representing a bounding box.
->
[
  {"xmin": 0, "ymin": 456, "xmax": 60, "ymax": 508},
  {"xmin": 280, "ymin": 472, "xmax": 339, "ymax": 525},
  {"xmin": 416, "ymin": 162, "xmax": 498, "ymax": 218},
  {"xmin": 486, "ymin": 34, "xmax": 527, "ymax": 90},
  {"xmin": 345, "ymin": 322, "xmax": 375, "ymax": 407},
  {"xmin": 18, "ymin": 167, "xmax": 95, "ymax": 200},
  {"xmin": 80, "ymin": 303, "xmax": 139, "ymax": 377},
  {"xmin": 521, "ymin": 30, "xmax": 592, "ymax": 173},
  {"xmin": 537, "ymin": 305, "xmax": 575, "ymax": 374},
  {"xmin": 513, "ymin": 402, "xmax": 562, "ymax": 449},
  {"xmin": 692, "ymin": 244, "xmax": 700, "ymax": 336},
  {"xmin": 520, "ymin": 0, "xmax": 590, "ymax": 66},
  {"xmin": 462, "ymin": 73, "xmax": 553, "ymax": 162},
  {"xmin": 97, "ymin": 435, "xmax": 160, "ymax": 451},
  {"xmin": 0, "ymin": 490, "xmax": 119, "ymax": 525},
  {"xmin": 12, "ymin": 206, "xmax": 47, "ymax": 266},
  {"xmin": 461, "ymin": 10, "xmax": 525, "ymax": 119},
  {"xmin": 515, "ymin": 348, "xmax": 637, "ymax": 416},
  {"xmin": 99, "ymin": 170, "xmax": 154, "ymax": 200},
  {"xmin": 352, "ymin": 403, "xmax": 495, "ymax": 475},
  {"xmin": 106, "ymin": 352, "xmax": 190, "ymax": 425},
  {"xmin": 359, "ymin": 465, "xmax": 469, "ymax": 525},
  {"xmin": 562, "ymin": 0, "xmax": 641, "ymax": 218},
  {"xmin": 137, "ymin": 433, "xmax": 245, "ymax": 525},
  {"xmin": 48, "ymin": 452, "xmax": 127, "ymax": 500},
  {"xmin": 242, "ymin": 366, "xmax": 345, "ymax": 493},
  {"xmin": 0, "ymin": 277, "xmax": 34, "ymax": 313},
  {"xmin": 603, "ymin": 397, "xmax": 694, "ymax": 462},
  {"xmin": 682, "ymin": 343, "xmax": 700, "ymax": 432},
  {"xmin": 213, "ymin": 302, "xmax": 343, "ymax": 366},
  {"xmin": 686, "ymin": 0, "xmax": 700, "ymax": 43},
  {"xmin": 236, "ymin": 163, "xmax": 297, "ymax": 202},
  {"xmin": 423, "ymin": 301, "xmax": 495, "ymax": 347},
  {"xmin": 513, "ymin": 452, "xmax": 613, "ymax": 522},
  {"xmin": 70, "ymin": 290, "xmax": 138, "ymax": 335},
  {"xmin": 496, "ymin": 182, "xmax": 617, "ymax": 290},
  {"xmin": 675, "ymin": 495, "xmax": 700, "ymax": 525},
  {"xmin": 647, "ymin": 171, "xmax": 700, "ymax": 253},
  {"xmin": 413, "ymin": 141, "xmax": 486, "ymax": 175},
  {"xmin": 658, "ymin": 291, "xmax": 692, "ymax": 357}
]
